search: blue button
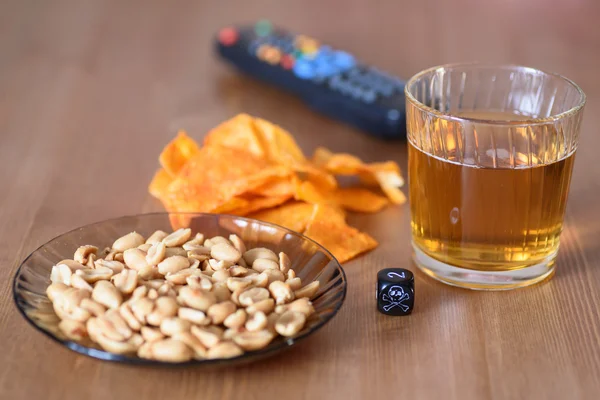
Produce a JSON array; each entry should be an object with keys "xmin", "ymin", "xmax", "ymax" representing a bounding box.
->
[
  {"xmin": 333, "ymin": 51, "xmax": 356, "ymax": 70},
  {"xmin": 378, "ymin": 85, "xmax": 394, "ymax": 97},
  {"xmin": 329, "ymin": 75, "xmax": 341, "ymax": 89},
  {"xmin": 351, "ymin": 86, "xmax": 363, "ymax": 99},
  {"xmin": 363, "ymin": 90, "xmax": 377, "ymax": 103},
  {"xmin": 293, "ymin": 60, "xmax": 316, "ymax": 80}
]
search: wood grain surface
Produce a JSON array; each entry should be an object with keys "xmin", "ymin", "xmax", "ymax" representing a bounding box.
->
[{"xmin": 1, "ymin": 1, "xmax": 599, "ymax": 399}]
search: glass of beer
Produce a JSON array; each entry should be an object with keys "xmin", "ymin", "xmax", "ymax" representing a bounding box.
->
[{"xmin": 405, "ymin": 64, "xmax": 585, "ymax": 290}]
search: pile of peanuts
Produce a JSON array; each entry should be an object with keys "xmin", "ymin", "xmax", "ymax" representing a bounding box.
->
[{"xmin": 46, "ymin": 228, "xmax": 319, "ymax": 362}]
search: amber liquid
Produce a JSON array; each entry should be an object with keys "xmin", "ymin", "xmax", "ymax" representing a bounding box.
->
[{"xmin": 409, "ymin": 111, "xmax": 576, "ymax": 271}]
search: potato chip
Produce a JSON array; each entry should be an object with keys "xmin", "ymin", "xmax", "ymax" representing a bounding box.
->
[
  {"xmin": 204, "ymin": 114, "xmax": 265, "ymax": 158},
  {"xmin": 249, "ymin": 202, "xmax": 317, "ymax": 233},
  {"xmin": 253, "ymin": 117, "xmax": 306, "ymax": 165},
  {"xmin": 160, "ymin": 146, "xmax": 285, "ymax": 213},
  {"xmin": 148, "ymin": 168, "xmax": 173, "ymax": 199},
  {"xmin": 159, "ymin": 131, "xmax": 200, "ymax": 177},
  {"xmin": 310, "ymin": 147, "xmax": 405, "ymax": 204},
  {"xmin": 303, "ymin": 204, "xmax": 378, "ymax": 263},
  {"xmin": 333, "ymin": 187, "xmax": 389, "ymax": 213},
  {"xmin": 222, "ymin": 194, "xmax": 292, "ymax": 216},
  {"xmin": 250, "ymin": 175, "xmax": 297, "ymax": 197}
]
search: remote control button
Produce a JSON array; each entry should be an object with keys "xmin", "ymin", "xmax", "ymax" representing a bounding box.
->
[
  {"xmin": 387, "ymin": 109, "xmax": 401, "ymax": 121},
  {"xmin": 333, "ymin": 51, "xmax": 356, "ymax": 70},
  {"xmin": 264, "ymin": 47, "xmax": 281, "ymax": 65},
  {"xmin": 257, "ymin": 44, "xmax": 270, "ymax": 61},
  {"xmin": 255, "ymin": 20, "xmax": 272, "ymax": 37},
  {"xmin": 218, "ymin": 27, "xmax": 238, "ymax": 46},
  {"xmin": 293, "ymin": 59, "xmax": 316, "ymax": 80},
  {"xmin": 362, "ymin": 90, "xmax": 377, "ymax": 103},
  {"xmin": 280, "ymin": 54, "xmax": 295, "ymax": 70}
]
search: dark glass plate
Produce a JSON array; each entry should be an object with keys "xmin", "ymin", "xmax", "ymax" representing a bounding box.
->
[{"xmin": 13, "ymin": 212, "xmax": 347, "ymax": 367}]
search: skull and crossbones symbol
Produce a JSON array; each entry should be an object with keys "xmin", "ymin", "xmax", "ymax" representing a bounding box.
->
[{"xmin": 381, "ymin": 285, "xmax": 410, "ymax": 312}]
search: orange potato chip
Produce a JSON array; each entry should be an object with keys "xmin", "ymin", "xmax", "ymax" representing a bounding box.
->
[
  {"xmin": 250, "ymin": 175, "xmax": 297, "ymax": 197},
  {"xmin": 159, "ymin": 131, "xmax": 200, "ymax": 177},
  {"xmin": 253, "ymin": 117, "xmax": 306, "ymax": 165},
  {"xmin": 148, "ymin": 168, "xmax": 173, "ymax": 199},
  {"xmin": 293, "ymin": 180, "xmax": 331, "ymax": 204},
  {"xmin": 310, "ymin": 147, "xmax": 405, "ymax": 204},
  {"xmin": 333, "ymin": 187, "xmax": 389, "ymax": 213},
  {"xmin": 303, "ymin": 204, "xmax": 378, "ymax": 263},
  {"xmin": 226, "ymin": 194, "xmax": 293, "ymax": 216},
  {"xmin": 249, "ymin": 201, "xmax": 317, "ymax": 233},
  {"xmin": 204, "ymin": 114, "xmax": 265, "ymax": 158},
  {"xmin": 160, "ymin": 146, "xmax": 285, "ymax": 213}
]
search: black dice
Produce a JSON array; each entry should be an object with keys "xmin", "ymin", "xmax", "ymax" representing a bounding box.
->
[{"xmin": 376, "ymin": 268, "xmax": 414, "ymax": 316}]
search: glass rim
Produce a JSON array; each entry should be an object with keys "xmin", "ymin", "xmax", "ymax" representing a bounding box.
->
[{"xmin": 404, "ymin": 63, "xmax": 586, "ymax": 126}]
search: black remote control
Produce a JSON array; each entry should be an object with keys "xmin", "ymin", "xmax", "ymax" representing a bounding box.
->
[{"xmin": 215, "ymin": 20, "xmax": 406, "ymax": 140}]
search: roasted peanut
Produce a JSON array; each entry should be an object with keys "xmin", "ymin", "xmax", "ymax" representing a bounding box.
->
[
  {"xmin": 249, "ymin": 272, "xmax": 269, "ymax": 288},
  {"xmin": 70, "ymin": 274, "xmax": 93, "ymax": 291},
  {"xmin": 113, "ymin": 232, "xmax": 145, "ymax": 252},
  {"xmin": 145, "ymin": 230, "xmax": 168, "ymax": 245},
  {"xmin": 295, "ymin": 281, "xmax": 320, "ymax": 299},
  {"xmin": 140, "ymin": 326, "xmax": 165, "ymax": 342},
  {"xmin": 246, "ymin": 298, "xmax": 275, "ymax": 315},
  {"xmin": 119, "ymin": 302, "xmax": 142, "ymax": 331},
  {"xmin": 165, "ymin": 267, "xmax": 203, "ymax": 285},
  {"xmin": 131, "ymin": 285, "xmax": 148, "ymax": 300},
  {"xmin": 160, "ymin": 317, "xmax": 192, "ymax": 336},
  {"xmin": 211, "ymin": 269, "xmax": 231, "ymax": 283},
  {"xmin": 226, "ymin": 277, "xmax": 253, "ymax": 292},
  {"xmin": 282, "ymin": 298, "xmax": 315, "ymax": 317},
  {"xmin": 269, "ymin": 281, "xmax": 294, "ymax": 305},
  {"xmin": 178, "ymin": 287, "xmax": 216, "ymax": 311},
  {"xmin": 275, "ymin": 311, "xmax": 306, "ymax": 337},
  {"xmin": 286, "ymin": 277, "xmax": 302, "ymax": 291},
  {"xmin": 184, "ymin": 233, "xmax": 205, "ymax": 246},
  {"xmin": 123, "ymin": 248, "xmax": 149, "ymax": 271},
  {"xmin": 238, "ymin": 287, "xmax": 270, "ymax": 307},
  {"xmin": 203, "ymin": 236, "xmax": 229, "ymax": 248},
  {"xmin": 233, "ymin": 330, "xmax": 274, "ymax": 351},
  {"xmin": 252, "ymin": 258, "xmax": 279, "ymax": 273},
  {"xmin": 188, "ymin": 258, "xmax": 200, "ymax": 270},
  {"xmin": 95, "ymin": 259, "xmax": 125, "ymax": 274},
  {"xmin": 137, "ymin": 266, "xmax": 161, "ymax": 280},
  {"xmin": 178, "ymin": 307, "xmax": 210, "ymax": 326},
  {"xmin": 165, "ymin": 247, "xmax": 187, "ymax": 257},
  {"xmin": 163, "ymin": 228, "xmax": 192, "ymax": 247},
  {"xmin": 92, "ymin": 281, "xmax": 123, "ymax": 309},
  {"xmin": 210, "ymin": 243, "xmax": 241, "ymax": 264},
  {"xmin": 243, "ymin": 247, "xmax": 278, "ymax": 265},
  {"xmin": 228, "ymin": 234, "xmax": 246, "ymax": 255},
  {"xmin": 74, "ymin": 245, "xmax": 98, "ymax": 265},
  {"xmin": 191, "ymin": 325, "xmax": 223, "ymax": 348},
  {"xmin": 223, "ymin": 309, "xmax": 247, "ymax": 329},
  {"xmin": 158, "ymin": 256, "xmax": 189, "ymax": 275},
  {"xmin": 245, "ymin": 311, "xmax": 267, "ymax": 332},
  {"xmin": 145, "ymin": 241, "xmax": 166, "ymax": 266},
  {"xmin": 212, "ymin": 282, "xmax": 232, "ymax": 303},
  {"xmin": 228, "ymin": 265, "xmax": 248, "ymax": 277},
  {"xmin": 59, "ymin": 319, "xmax": 88, "ymax": 341},
  {"xmin": 206, "ymin": 341, "xmax": 243, "ymax": 359},
  {"xmin": 146, "ymin": 296, "xmax": 179, "ymax": 326},
  {"xmin": 56, "ymin": 259, "xmax": 86, "ymax": 271},
  {"xmin": 112, "ymin": 269, "xmax": 138, "ymax": 294},
  {"xmin": 287, "ymin": 269, "xmax": 296, "ymax": 280},
  {"xmin": 149, "ymin": 338, "xmax": 194, "ymax": 362},
  {"xmin": 130, "ymin": 297, "xmax": 154, "ymax": 323},
  {"xmin": 47, "ymin": 282, "xmax": 69, "ymax": 302},
  {"xmin": 80, "ymin": 298, "xmax": 106, "ymax": 317},
  {"xmin": 75, "ymin": 267, "xmax": 113, "ymax": 283},
  {"xmin": 263, "ymin": 268, "xmax": 285, "ymax": 285},
  {"xmin": 207, "ymin": 259, "xmax": 233, "ymax": 271},
  {"xmin": 186, "ymin": 275, "xmax": 212, "ymax": 291},
  {"xmin": 172, "ymin": 331, "xmax": 207, "ymax": 359},
  {"xmin": 137, "ymin": 243, "xmax": 152, "ymax": 252},
  {"xmin": 279, "ymin": 252, "xmax": 291, "ymax": 274},
  {"xmin": 50, "ymin": 264, "xmax": 72, "ymax": 285},
  {"xmin": 105, "ymin": 250, "xmax": 124, "ymax": 262},
  {"xmin": 207, "ymin": 301, "xmax": 236, "ymax": 325}
]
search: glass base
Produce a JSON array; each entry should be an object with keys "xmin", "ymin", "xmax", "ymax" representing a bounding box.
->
[{"xmin": 413, "ymin": 244, "xmax": 556, "ymax": 290}]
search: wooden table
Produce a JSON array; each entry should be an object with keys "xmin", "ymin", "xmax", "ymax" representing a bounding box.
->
[{"xmin": 1, "ymin": 1, "xmax": 599, "ymax": 399}]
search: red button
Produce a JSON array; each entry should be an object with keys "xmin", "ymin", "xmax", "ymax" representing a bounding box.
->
[
  {"xmin": 281, "ymin": 55, "xmax": 295, "ymax": 70},
  {"xmin": 218, "ymin": 27, "xmax": 238, "ymax": 46}
]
